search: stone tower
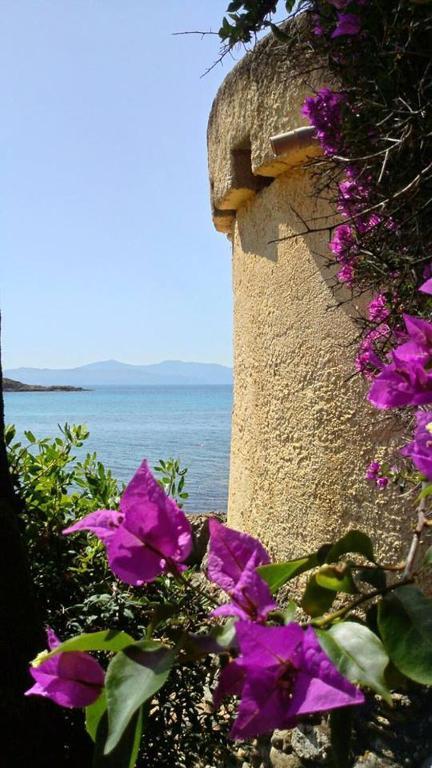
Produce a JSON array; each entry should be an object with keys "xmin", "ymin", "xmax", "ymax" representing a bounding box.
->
[{"xmin": 207, "ymin": 26, "xmax": 408, "ymax": 563}]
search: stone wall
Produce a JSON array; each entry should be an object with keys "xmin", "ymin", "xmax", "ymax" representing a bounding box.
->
[{"xmin": 207, "ymin": 20, "xmax": 411, "ymax": 563}]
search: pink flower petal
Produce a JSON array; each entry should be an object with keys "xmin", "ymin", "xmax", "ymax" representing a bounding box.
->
[{"xmin": 63, "ymin": 509, "xmax": 123, "ymax": 542}]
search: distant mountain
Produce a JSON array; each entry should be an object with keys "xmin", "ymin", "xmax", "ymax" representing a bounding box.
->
[{"xmin": 5, "ymin": 360, "xmax": 233, "ymax": 387}]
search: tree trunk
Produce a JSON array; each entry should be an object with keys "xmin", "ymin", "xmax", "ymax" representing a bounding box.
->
[{"xmin": 0, "ymin": 315, "xmax": 91, "ymax": 765}]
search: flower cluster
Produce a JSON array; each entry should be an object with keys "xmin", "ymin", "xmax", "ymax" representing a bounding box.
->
[
  {"xmin": 214, "ymin": 622, "xmax": 363, "ymax": 739},
  {"xmin": 365, "ymin": 460, "xmax": 389, "ymax": 490},
  {"xmin": 302, "ymin": 0, "xmax": 432, "ymax": 486},
  {"xmin": 302, "ymin": 88, "xmax": 345, "ymax": 156},
  {"xmin": 368, "ymin": 315, "xmax": 432, "ymax": 410},
  {"xmin": 401, "ymin": 411, "xmax": 432, "ymax": 482},
  {"xmin": 355, "ymin": 324, "xmax": 389, "ymax": 378},
  {"xmin": 64, "ymin": 460, "xmax": 193, "ymax": 585},
  {"xmin": 27, "ymin": 462, "xmax": 364, "ymax": 740}
]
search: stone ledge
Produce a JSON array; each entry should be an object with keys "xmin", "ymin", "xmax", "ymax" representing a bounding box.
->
[{"xmin": 207, "ymin": 15, "xmax": 324, "ymax": 234}]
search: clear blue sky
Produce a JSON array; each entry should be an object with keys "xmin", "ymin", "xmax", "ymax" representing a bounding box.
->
[{"xmin": 0, "ymin": 0, "xmax": 239, "ymax": 369}]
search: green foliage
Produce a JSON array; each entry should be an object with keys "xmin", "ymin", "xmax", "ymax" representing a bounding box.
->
[
  {"xmin": 43, "ymin": 630, "xmax": 136, "ymax": 658},
  {"xmin": 7, "ymin": 424, "xmax": 238, "ymax": 767},
  {"xmin": 104, "ymin": 641, "xmax": 175, "ymax": 753},
  {"xmin": 93, "ymin": 708, "xmax": 143, "ymax": 768},
  {"xmin": 6, "ymin": 423, "xmax": 124, "ymax": 634},
  {"xmin": 378, "ymin": 585, "xmax": 432, "ymax": 685},
  {"xmin": 153, "ymin": 458, "xmax": 189, "ymax": 507},
  {"xmin": 302, "ymin": 573, "xmax": 336, "ymax": 617},
  {"xmin": 258, "ymin": 553, "xmax": 320, "ymax": 592},
  {"xmin": 317, "ymin": 622, "xmax": 391, "ymax": 703}
]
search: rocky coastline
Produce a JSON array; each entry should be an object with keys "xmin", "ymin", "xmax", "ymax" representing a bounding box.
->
[{"xmin": 3, "ymin": 377, "xmax": 87, "ymax": 392}]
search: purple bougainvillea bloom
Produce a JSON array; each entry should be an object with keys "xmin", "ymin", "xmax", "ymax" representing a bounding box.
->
[
  {"xmin": 368, "ymin": 315, "xmax": 432, "ymax": 409},
  {"xmin": 355, "ymin": 324, "xmax": 389, "ymax": 377},
  {"xmin": 401, "ymin": 410, "xmax": 432, "ymax": 480},
  {"xmin": 357, "ymin": 212, "xmax": 382, "ymax": 234},
  {"xmin": 338, "ymin": 174, "xmax": 370, "ymax": 218},
  {"xmin": 207, "ymin": 519, "xmax": 277, "ymax": 621},
  {"xmin": 365, "ymin": 460, "xmax": 381, "ymax": 481},
  {"xmin": 302, "ymin": 88, "xmax": 345, "ymax": 156},
  {"xmin": 25, "ymin": 629, "xmax": 104, "ymax": 708},
  {"xmin": 64, "ymin": 508, "xmax": 125, "ymax": 542},
  {"xmin": 337, "ymin": 263, "xmax": 355, "ymax": 285},
  {"xmin": 420, "ymin": 278, "xmax": 432, "ymax": 295},
  {"xmin": 214, "ymin": 622, "xmax": 364, "ymax": 739},
  {"xmin": 376, "ymin": 476, "xmax": 389, "ymax": 489},
  {"xmin": 368, "ymin": 294, "xmax": 390, "ymax": 324},
  {"xmin": 64, "ymin": 460, "xmax": 192, "ymax": 585},
  {"xmin": 332, "ymin": 12, "xmax": 362, "ymax": 38},
  {"xmin": 329, "ymin": 224, "xmax": 356, "ymax": 262}
]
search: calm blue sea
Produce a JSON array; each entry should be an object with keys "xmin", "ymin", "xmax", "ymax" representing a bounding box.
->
[{"xmin": 4, "ymin": 385, "xmax": 232, "ymax": 513}]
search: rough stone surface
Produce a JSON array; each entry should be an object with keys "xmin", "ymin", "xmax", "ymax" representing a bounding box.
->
[
  {"xmin": 207, "ymin": 15, "xmax": 323, "ymax": 229},
  {"xmin": 291, "ymin": 724, "xmax": 330, "ymax": 763},
  {"xmin": 207, "ymin": 21, "xmax": 422, "ymax": 566},
  {"xmin": 271, "ymin": 731, "xmax": 293, "ymax": 753},
  {"xmin": 226, "ymin": 166, "xmax": 413, "ymax": 565},
  {"xmin": 269, "ymin": 748, "xmax": 302, "ymax": 768}
]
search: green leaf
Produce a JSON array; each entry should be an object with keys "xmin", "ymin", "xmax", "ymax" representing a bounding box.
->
[
  {"xmin": 357, "ymin": 567, "xmax": 386, "ymax": 591},
  {"xmin": 315, "ymin": 565, "xmax": 358, "ymax": 594},
  {"xmin": 329, "ymin": 707, "xmax": 353, "ymax": 768},
  {"xmin": 302, "ymin": 575, "xmax": 335, "ymax": 618},
  {"xmin": 93, "ymin": 707, "xmax": 143, "ymax": 768},
  {"xmin": 24, "ymin": 430, "xmax": 36, "ymax": 443},
  {"xmin": 184, "ymin": 619, "xmax": 238, "ymax": 658},
  {"xmin": 258, "ymin": 554, "xmax": 319, "ymax": 593},
  {"xmin": 86, "ymin": 691, "xmax": 107, "ymax": 742},
  {"xmin": 105, "ymin": 640, "xmax": 175, "ymax": 754},
  {"xmin": 377, "ymin": 585, "xmax": 432, "ymax": 685},
  {"xmin": 269, "ymin": 600, "xmax": 297, "ymax": 625},
  {"xmin": 40, "ymin": 630, "xmax": 135, "ymax": 661},
  {"xmin": 317, "ymin": 622, "xmax": 391, "ymax": 703},
  {"xmin": 227, "ymin": 0, "xmax": 243, "ymax": 10},
  {"xmin": 418, "ymin": 483, "xmax": 432, "ymax": 500},
  {"xmin": 325, "ymin": 531, "xmax": 375, "ymax": 564},
  {"xmin": 423, "ymin": 546, "xmax": 432, "ymax": 567}
]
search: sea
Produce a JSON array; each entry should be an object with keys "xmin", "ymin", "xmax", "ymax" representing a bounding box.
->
[{"xmin": 3, "ymin": 385, "xmax": 232, "ymax": 513}]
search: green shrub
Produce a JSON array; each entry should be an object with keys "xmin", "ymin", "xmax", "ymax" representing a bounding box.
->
[{"xmin": 6, "ymin": 424, "xmax": 238, "ymax": 767}]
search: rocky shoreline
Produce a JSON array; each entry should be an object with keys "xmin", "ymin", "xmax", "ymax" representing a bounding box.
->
[{"xmin": 3, "ymin": 377, "xmax": 87, "ymax": 392}]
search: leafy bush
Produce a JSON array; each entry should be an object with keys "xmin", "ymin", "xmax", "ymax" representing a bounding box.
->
[{"xmin": 7, "ymin": 424, "xmax": 238, "ymax": 766}]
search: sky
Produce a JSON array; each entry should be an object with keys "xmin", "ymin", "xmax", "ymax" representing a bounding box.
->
[{"xmin": 0, "ymin": 0, "xmax": 241, "ymax": 369}]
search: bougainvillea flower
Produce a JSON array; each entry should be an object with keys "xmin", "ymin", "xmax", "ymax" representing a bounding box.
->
[
  {"xmin": 365, "ymin": 460, "xmax": 381, "ymax": 481},
  {"xmin": 64, "ymin": 460, "xmax": 192, "ymax": 585},
  {"xmin": 337, "ymin": 263, "xmax": 355, "ymax": 285},
  {"xmin": 368, "ymin": 315, "xmax": 432, "ymax": 409},
  {"xmin": 207, "ymin": 519, "xmax": 277, "ymax": 621},
  {"xmin": 64, "ymin": 508, "xmax": 125, "ymax": 542},
  {"xmin": 302, "ymin": 88, "xmax": 345, "ymax": 156},
  {"xmin": 329, "ymin": 224, "xmax": 356, "ymax": 262},
  {"xmin": 420, "ymin": 278, "xmax": 432, "ymax": 295},
  {"xmin": 401, "ymin": 410, "xmax": 432, "ymax": 480},
  {"xmin": 214, "ymin": 622, "xmax": 364, "ymax": 739},
  {"xmin": 25, "ymin": 629, "xmax": 104, "ymax": 708},
  {"xmin": 368, "ymin": 294, "xmax": 389, "ymax": 323},
  {"xmin": 331, "ymin": 13, "xmax": 362, "ymax": 38},
  {"xmin": 355, "ymin": 325, "xmax": 389, "ymax": 377}
]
